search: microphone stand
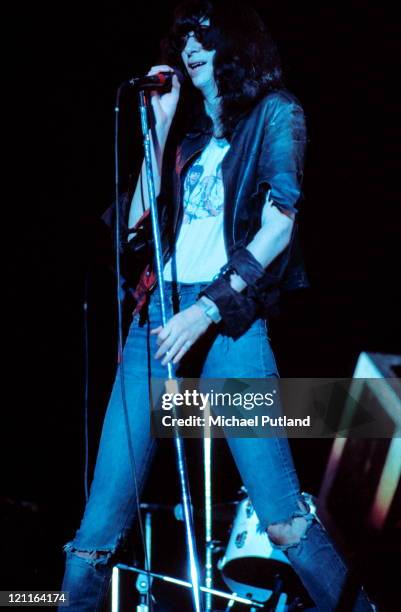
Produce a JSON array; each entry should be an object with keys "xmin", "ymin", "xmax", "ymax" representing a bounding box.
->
[
  {"xmin": 137, "ymin": 90, "xmax": 203, "ymax": 612},
  {"xmin": 203, "ymin": 404, "xmax": 213, "ymax": 612}
]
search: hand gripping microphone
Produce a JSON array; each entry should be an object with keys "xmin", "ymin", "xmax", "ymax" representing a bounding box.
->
[{"xmin": 125, "ymin": 69, "xmax": 184, "ymax": 90}]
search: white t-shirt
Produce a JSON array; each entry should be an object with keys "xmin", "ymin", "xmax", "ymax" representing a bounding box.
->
[{"xmin": 164, "ymin": 136, "xmax": 230, "ymax": 283}]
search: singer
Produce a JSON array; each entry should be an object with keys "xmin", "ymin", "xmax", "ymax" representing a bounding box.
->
[{"xmin": 60, "ymin": 1, "xmax": 374, "ymax": 610}]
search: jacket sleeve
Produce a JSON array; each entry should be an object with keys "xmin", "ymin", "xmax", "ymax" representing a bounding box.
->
[{"xmin": 257, "ymin": 96, "xmax": 307, "ymax": 214}]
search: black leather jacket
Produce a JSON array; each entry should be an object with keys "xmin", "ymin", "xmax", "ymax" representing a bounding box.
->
[
  {"xmin": 109, "ymin": 88, "xmax": 309, "ymax": 314},
  {"xmin": 159, "ymin": 88, "xmax": 309, "ymax": 312}
]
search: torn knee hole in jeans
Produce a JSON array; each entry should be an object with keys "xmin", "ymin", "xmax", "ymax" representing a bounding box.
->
[
  {"xmin": 64, "ymin": 529, "xmax": 129, "ymax": 567},
  {"xmin": 267, "ymin": 500, "xmax": 315, "ymax": 550},
  {"xmin": 64, "ymin": 543, "xmax": 114, "ymax": 568},
  {"xmin": 74, "ymin": 550, "xmax": 109, "ymax": 561}
]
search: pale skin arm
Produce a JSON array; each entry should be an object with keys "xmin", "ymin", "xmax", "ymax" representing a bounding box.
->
[
  {"xmin": 152, "ymin": 195, "xmax": 295, "ymax": 366},
  {"xmin": 230, "ymin": 196, "xmax": 294, "ymax": 292},
  {"xmin": 128, "ymin": 65, "xmax": 180, "ymax": 235}
]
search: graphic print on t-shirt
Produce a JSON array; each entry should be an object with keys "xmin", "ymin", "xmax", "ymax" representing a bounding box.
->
[
  {"xmin": 163, "ymin": 136, "xmax": 230, "ymax": 283},
  {"xmin": 183, "ymin": 160, "xmax": 224, "ymax": 224}
]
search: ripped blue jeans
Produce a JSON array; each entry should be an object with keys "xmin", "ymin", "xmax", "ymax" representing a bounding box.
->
[{"xmin": 61, "ymin": 283, "xmax": 373, "ymax": 611}]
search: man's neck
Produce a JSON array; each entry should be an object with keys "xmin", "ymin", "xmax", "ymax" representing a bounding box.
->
[{"xmin": 202, "ymin": 85, "xmax": 222, "ymax": 137}]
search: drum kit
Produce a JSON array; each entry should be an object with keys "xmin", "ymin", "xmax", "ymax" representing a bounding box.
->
[
  {"xmin": 218, "ymin": 494, "xmax": 301, "ymax": 609},
  {"xmin": 114, "ymin": 491, "xmax": 315, "ymax": 611}
]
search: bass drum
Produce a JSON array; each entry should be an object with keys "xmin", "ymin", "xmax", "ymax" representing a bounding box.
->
[{"xmin": 218, "ymin": 496, "xmax": 313, "ymax": 606}]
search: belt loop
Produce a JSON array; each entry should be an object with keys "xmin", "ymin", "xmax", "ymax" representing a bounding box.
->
[{"xmin": 171, "ymin": 280, "xmax": 181, "ymax": 312}]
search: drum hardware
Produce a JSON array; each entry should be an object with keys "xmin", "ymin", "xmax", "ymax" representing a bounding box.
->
[
  {"xmin": 113, "ymin": 492, "xmax": 316, "ymax": 610},
  {"xmin": 222, "ymin": 578, "xmax": 288, "ymax": 612},
  {"xmin": 110, "ymin": 502, "xmax": 264, "ymax": 611},
  {"xmin": 126, "ymin": 493, "xmax": 316, "ymax": 610},
  {"xmin": 111, "ymin": 496, "xmax": 314, "ymax": 609},
  {"xmin": 133, "ymin": 510, "xmax": 153, "ymax": 612},
  {"xmin": 115, "ymin": 563, "xmax": 265, "ymax": 608},
  {"xmin": 219, "ymin": 495, "xmax": 316, "ymax": 610},
  {"xmin": 139, "ymin": 501, "xmax": 238, "ymax": 523},
  {"xmin": 111, "ymin": 432, "xmax": 317, "ymax": 612},
  {"xmin": 198, "ymin": 501, "xmax": 239, "ymax": 522},
  {"xmin": 263, "ymin": 575, "xmax": 285, "ymax": 611}
]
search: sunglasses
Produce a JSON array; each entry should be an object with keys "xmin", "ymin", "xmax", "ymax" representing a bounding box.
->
[{"xmin": 171, "ymin": 24, "xmax": 213, "ymax": 52}]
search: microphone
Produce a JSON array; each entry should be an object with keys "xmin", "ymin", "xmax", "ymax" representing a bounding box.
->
[{"xmin": 125, "ymin": 70, "xmax": 183, "ymax": 90}]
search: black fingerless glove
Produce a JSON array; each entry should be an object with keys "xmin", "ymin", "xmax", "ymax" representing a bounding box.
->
[
  {"xmin": 228, "ymin": 247, "xmax": 265, "ymax": 286},
  {"xmin": 199, "ymin": 248, "xmax": 266, "ymax": 339}
]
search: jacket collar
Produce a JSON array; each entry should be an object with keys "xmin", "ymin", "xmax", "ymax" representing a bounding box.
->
[{"xmin": 176, "ymin": 111, "xmax": 213, "ymax": 175}]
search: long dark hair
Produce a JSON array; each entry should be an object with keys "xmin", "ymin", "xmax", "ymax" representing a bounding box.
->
[{"xmin": 162, "ymin": 0, "xmax": 284, "ymax": 137}]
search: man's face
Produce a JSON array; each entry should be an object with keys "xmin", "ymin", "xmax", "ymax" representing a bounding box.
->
[
  {"xmin": 180, "ymin": 18, "xmax": 216, "ymax": 91},
  {"xmin": 189, "ymin": 168, "xmax": 202, "ymax": 185}
]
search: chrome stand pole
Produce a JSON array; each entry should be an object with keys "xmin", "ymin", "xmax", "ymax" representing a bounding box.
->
[
  {"xmin": 117, "ymin": 564, "xmax": 264, "ymax": 608},
  {"xmin": 135, "ymin": 511, "xmax": 153, "ymax": 611},
  {"xmin": 138, "ymin": 90, "xmax": 203, "ymax": 612},
  {"xmin": 111, "ymin": 567, "xmax": 120, "ymax": 612},
  {"xmin": 203, "ymin": 404, "xmax": 213, "ymax": 612}
]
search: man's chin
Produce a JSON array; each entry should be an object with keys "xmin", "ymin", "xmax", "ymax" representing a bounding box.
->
[{"xmin": 192, "ymin": 76, "xmax": 210, "ymax": 90}]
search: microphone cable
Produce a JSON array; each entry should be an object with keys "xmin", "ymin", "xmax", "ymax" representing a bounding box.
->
[
  {"xmin": 114, "ymin": 84, "xmax": 153, "ymax": 609},
  {"xmin": 83, "ymin": 269, "xmax": 90, "ymax": 503}
]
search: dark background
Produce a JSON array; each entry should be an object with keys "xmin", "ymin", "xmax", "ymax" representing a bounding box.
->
[{"xmin": 3, "ymin": 1, "xmax": 400, "ymax": 610}]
